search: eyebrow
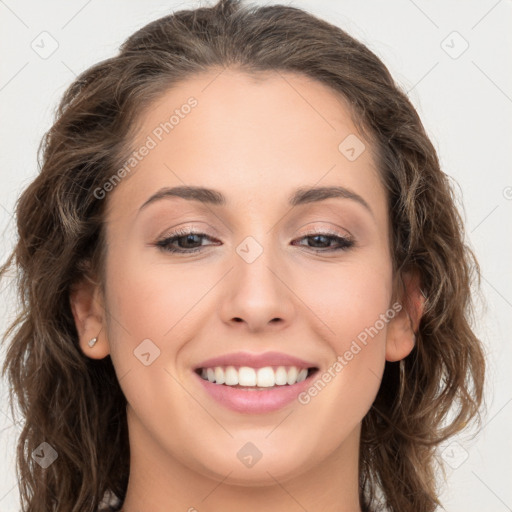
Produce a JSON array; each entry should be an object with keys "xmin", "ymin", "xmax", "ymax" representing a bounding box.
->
[{"xmin": 138, "ymin": 185, "xmax": 373, "ymax": 217}]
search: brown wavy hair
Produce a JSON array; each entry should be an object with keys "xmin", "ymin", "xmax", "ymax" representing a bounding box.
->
[{"xmin": 0, "ymin": 0, "xmax": 486, "ymax": 511}]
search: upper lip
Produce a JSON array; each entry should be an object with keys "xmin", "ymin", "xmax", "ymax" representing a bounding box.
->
[{"xmin": 194, "ymin": 351, "xmax": 319, "ymax": 370}]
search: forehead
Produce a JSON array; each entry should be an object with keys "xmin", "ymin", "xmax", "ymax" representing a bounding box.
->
[{"xmin": 106, "ymin": 69, "xmax": 386, "ymax": 224}]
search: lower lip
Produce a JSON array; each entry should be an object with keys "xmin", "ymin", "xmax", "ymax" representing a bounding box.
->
[{"xmin": 193, "ymin": 370, "xmax": 317, "ymax": 414}]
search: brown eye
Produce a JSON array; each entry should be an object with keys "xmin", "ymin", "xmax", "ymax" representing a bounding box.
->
[
  {"xmin": 293, "ymin": 232, "xmax": 355, "ymax": 252},
  {"xmin": 156, "ymin": 230, "xmax": 218, "ymax": 254}
]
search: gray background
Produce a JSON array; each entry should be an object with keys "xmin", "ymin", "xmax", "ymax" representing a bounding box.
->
[{"xmin": 1, "ymin": 0, "xmax": 511, "ymax": 510}]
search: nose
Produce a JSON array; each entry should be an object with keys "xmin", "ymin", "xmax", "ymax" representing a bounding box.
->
[{"xmin": 218, "ymin": 236, "xmax": 295, "ymax": 333}]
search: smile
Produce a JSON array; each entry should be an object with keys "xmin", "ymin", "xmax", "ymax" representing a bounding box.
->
[
  {"xmin": 193, "ymin": 365, "xmax": 320, "ymax": 413},
  {"xmin": 195, "ymin": 365, "xmax": 318, "ymax": 388}
]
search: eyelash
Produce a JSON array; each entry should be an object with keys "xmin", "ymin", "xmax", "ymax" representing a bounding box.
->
[{"xmin": 155, "ymin": 228, "xmax": 355, "ymax": 254}]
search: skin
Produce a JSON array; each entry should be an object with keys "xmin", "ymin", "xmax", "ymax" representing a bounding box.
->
[{"xmin": 70, "ymin": 69, "xmax": 423, "ymax": 512}]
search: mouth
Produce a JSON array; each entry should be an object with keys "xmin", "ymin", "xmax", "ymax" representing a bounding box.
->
[{"xmin": 194, "ymin": 365, "xmax": 320, "ymax": 390}]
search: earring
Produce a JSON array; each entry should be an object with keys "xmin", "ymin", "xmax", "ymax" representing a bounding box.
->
[{"xmin": 88, "ymin": 337, "xmax": 98, "ymax": 348}]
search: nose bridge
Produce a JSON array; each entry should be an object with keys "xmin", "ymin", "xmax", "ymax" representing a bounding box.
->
[
  {"xmin": 234, "ymin": 231, "xmax": 282, "ymax": 298},
  {"xmin": 221, "ymin": 230, "xmax": 293, "ymax": 330}
]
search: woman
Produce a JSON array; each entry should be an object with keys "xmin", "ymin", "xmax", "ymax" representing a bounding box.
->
[{"xmin": 0, "ymin": 0, "xmax": 485, "ymax": 511}]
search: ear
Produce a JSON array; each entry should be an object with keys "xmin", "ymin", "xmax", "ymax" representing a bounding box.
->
[
  {"xmin": 69, "ymin": 273, "xmax": 110, "ymax": 359},
  {"xmin": 385, "ymin": 269, "xmax": 425, "ymax": 362}
]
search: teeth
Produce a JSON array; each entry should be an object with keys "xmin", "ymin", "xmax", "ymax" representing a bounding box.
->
[{"xmin": 199, "ymin": 365, "xmax": 311, "ymax": 387}]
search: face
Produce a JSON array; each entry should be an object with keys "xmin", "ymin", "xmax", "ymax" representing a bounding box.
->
[{"xmin": 78, "ymin": 69, "xmax": 414, "ymax": 490}]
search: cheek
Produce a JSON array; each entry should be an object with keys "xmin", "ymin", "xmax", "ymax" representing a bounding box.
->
[
  {"xmin": 105, "ymin": 248, "xmax": 204, "ymax": 339},
  {"xmin": 299, "ymin": 258, "xmax": 393, "ymax": 343},
  {"xmin": 295, "ymin": 261, "xmax": 391, "ymax": 418},
  {"xmin": 103, "ymin": 247, "xmax": 226, "ymax": 389},
  {"xmin": 102, "ymin": 251, "xmax": 202, "ymax": 430}
]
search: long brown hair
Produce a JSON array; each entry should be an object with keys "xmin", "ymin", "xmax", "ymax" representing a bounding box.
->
[{"xmin": 0, "ymin": 0, "xmax": 485, "ymax": 511}]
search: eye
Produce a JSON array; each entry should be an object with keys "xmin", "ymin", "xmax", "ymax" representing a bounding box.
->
[
  {"xmin": 155, "ymin": 229, "xmax": 218, "ymax": 254},
  {"xmin": 155, "ymin": 228, "xmax": 355, "ymax": 255},
  {"xmin": 292, "ymin": 230, "xmax": 355, "ymax": 252}
]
